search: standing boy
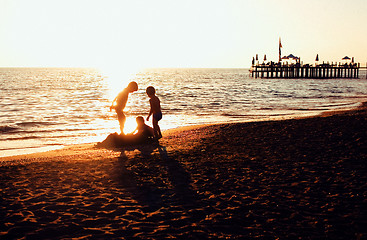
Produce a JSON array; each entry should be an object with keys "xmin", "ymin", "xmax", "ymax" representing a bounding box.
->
[
  {"xmin": 146, "ymin": 86, "xmax": 162, "ymax": 139},
  {"xmin": 110, "ymin": 81, "xmax": 138, "ymax": 134}
]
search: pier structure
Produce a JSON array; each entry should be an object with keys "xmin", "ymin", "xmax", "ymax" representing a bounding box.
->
[
  {"xmin": 250, "ymin": 62, "xmax": 360, "ymax": 79},
  {"xmin": 251, "ymin": 38, "xmax": 363, "ymax": 79}
]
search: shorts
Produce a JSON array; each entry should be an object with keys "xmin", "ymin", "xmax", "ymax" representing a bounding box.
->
[{"xmin": 153, "ymin": 112, "xmax": 162, "ymax": 121}]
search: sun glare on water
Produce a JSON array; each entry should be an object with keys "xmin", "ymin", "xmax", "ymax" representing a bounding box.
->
[
  {"xmin": 123, "ymin": 117, "xmax": 138, "ymax": 134},
  {"xmin": 99, "ymin": 65, "xmax": 141, "ymax": 101}
]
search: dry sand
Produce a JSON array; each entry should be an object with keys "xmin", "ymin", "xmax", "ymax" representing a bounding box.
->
[{"xmin": 1, "ymin": 105, "xmax": 366, "ymax": 239}]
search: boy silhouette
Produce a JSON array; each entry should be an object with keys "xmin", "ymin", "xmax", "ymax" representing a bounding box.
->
[
  {"xmin": 110, "ymin": 81, "xmax": 138, "ymax": 134},
  {"xmin": 146, "ymin": 86, "xmax": 162, "ymax": 139},
  {"xmin": 131, "ymin": 116, "xmax": 154, "ymax": 140}
]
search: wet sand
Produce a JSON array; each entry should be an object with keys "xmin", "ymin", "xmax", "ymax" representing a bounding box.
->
[{"xmin": 1, "ymin": 106, "xmax": 366, "ymax": 239}]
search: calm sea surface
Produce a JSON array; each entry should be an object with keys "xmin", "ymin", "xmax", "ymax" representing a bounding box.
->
[{"xmin": 1, "ymin": 68, "xmax": 367, "ymax": 157}]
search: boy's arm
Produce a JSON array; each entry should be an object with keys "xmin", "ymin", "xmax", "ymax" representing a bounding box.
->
[
  {"xmin": 147, "ymin": 99, "xmax": 152, "ymax": 121},
  {"xmin": 110, "ymin": 96, "xmax": 117, "ymax": 111},
  {"xmin": 147, "ymin": 109, "xmax": 152, "ymax": 121}
]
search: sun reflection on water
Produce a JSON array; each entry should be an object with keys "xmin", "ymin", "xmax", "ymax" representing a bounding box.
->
[
  {"xmin": 123, "ymin": 117, "xmax": 138, "ymax": 134},
  {"xmin": 98, "ymin": 66, "xmax": 142, "ymax": 102}
]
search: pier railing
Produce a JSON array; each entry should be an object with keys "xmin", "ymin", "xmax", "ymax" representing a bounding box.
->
[{"xmin": 250, "ymin": 62, "xmax": 360, "ymax": 79}]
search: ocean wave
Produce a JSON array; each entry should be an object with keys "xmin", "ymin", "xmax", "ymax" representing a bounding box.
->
[
  {"xmin": 1, "ymin": 131, "xmax": 95, "ymax": 141},
  {"xmin": 2, "ymin": 135, "xmax": 43, "ymax": 141},
  {"xmin": 0, "ymin": 143, "xmax": 62, "ymax": 151},
  {"xmin": 16, "ymin": 121, "xmax": 58, "ymax": 127},
  {"xmin": 221, "ymin": 113, "xmax": 252, "ymax": 117},
  {"xmin": 0, "ymin": 125, "xmax": 20, "ymax": 133},
  {"xmin": 0, "ymin": 125, "xmax": 101, "ymax": 136},
  {"xmin": 0, "ymin": 121, "xmax": 61, "ymax": 134},
  {"xmin": 287, "ymin": 108, "xmax": 329, "ymax": 111}
]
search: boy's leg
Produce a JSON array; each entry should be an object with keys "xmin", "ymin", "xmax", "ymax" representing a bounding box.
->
[
  {"xmin": 153, "ymin": 119, "xmax": 162, "ymax": 139},
  {"xmin": 157, "ymin": 125, "xmax": 162, "ymax": 138},
  {"xmin": 152, "ymin": 119, "xmax": 157, "ymax": 138},
  {"xmin": 152, "ymin": 113, "xmax": 162, "ymax": 139},
  {"xmin": 117, "ymin": 111, "xmax": 126, "ymax": 134}
]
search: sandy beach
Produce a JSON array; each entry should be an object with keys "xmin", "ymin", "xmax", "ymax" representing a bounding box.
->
[{"xmin": 1, "ymin": 105, "xmax": 366, "ymax": 239}]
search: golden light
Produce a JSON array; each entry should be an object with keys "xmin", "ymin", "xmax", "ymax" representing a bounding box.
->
[
  {"xmin": 98, "ymin": 64, "xmax": 143, "ymax": 135},
  {"xmin": 98, "ymin": 64, "xmax": 141, "ymax": 101},
  {"xmin": 123, "ymin": 117, "xmax": 138, "ymax": 134}
]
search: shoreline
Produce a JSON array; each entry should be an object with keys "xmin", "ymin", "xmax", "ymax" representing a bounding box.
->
[
  {"xmin": 1, "ymin": 102, "xmax": 366, "ymax": 239},
  {"xmin": 1, "ymin": 101, "xmax": 366, "ymax": 164}
]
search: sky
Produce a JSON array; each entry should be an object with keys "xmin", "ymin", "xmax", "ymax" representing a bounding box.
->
[{"xmin": 1, "ymin": 0, "xmax": 367, "ymax": 70}]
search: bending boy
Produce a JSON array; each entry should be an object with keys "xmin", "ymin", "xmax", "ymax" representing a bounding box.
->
[{"xmin": 110, "ymin": 81, "xmax": 138, "ymax": 134}]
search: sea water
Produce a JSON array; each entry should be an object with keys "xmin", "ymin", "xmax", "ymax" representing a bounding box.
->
[{"xmin": 1, "ymin": 68, "xmax": 367, "ymax": 157}]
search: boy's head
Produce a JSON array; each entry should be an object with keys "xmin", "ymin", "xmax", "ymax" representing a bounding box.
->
[
  {"xmin": 127, "ymin": 81, "xmax": 138, "ymax": 92},
  {"xmin": 136, "ymin": 116, "xmax": 145, "ymax": 126},
  {"xmin": 146, "ymin": 86, "xmax": 156, "ymax": 96}
]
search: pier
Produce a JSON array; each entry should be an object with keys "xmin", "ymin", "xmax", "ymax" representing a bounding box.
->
[
  {"xmin": 250, "ymin": 62, "xmax": 361, "ymax": 79},
  {"xmin": 251, "ymin": 38, "xmax": 364, "ymax": 79}
]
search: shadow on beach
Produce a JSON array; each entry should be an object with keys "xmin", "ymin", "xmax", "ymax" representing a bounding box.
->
[{"xmin": 99, "ymin": 136, "xmax": 199, "ymax": 212}]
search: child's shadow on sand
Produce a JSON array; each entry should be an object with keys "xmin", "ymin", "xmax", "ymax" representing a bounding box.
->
[
  {"xmin": 97, "ymin": 133, "xmax": 198, "ymax": 210},
  {"xmin": 106, "ymin": 143, "xmax": 198, "ymax": 211}
]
